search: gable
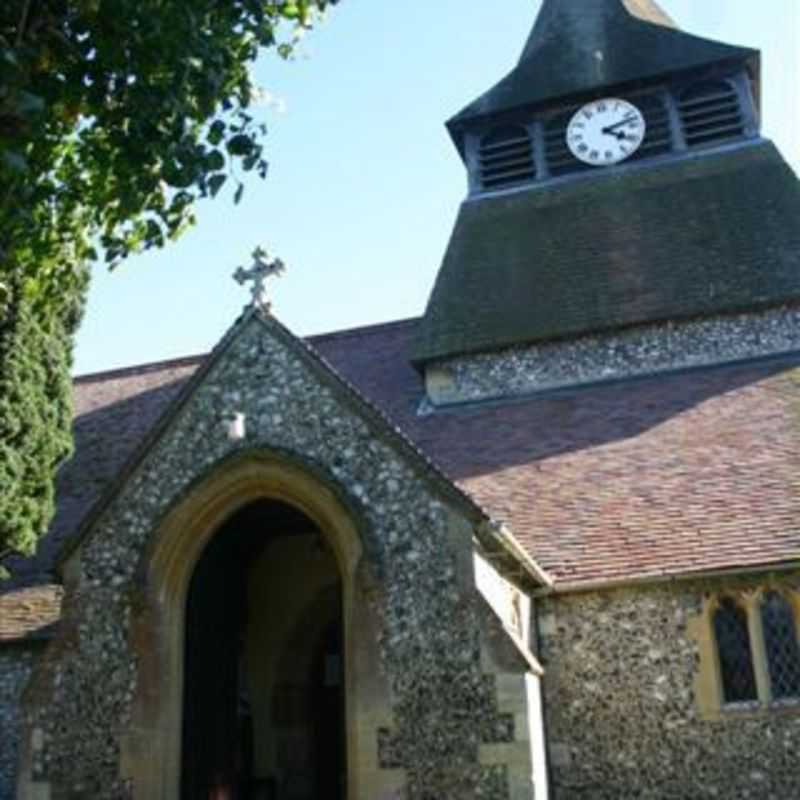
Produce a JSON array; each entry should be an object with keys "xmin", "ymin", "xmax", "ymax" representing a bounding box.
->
[
  {"xmin": 6, "ymin": 312, "xmax": 800, "ymax": 641},
  {"xmin": 63, "ymin": 312, "xmax": 473, "ymax": 567},
  {"xmin": 14, "ymin": 311, "xmax": 547, "ymax": 800},
  {"xmin": 54, "ymin": 311, "xmax": 546, "ymax": 602}
]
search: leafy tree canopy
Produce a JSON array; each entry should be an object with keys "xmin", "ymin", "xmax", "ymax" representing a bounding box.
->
[
  {"xmin": 1, "ymin": 0, "xmax": 336, "ymax": 306},
  {"xmin": 0, "ymin": 0, "xmax": 337, "ymax": 573}
]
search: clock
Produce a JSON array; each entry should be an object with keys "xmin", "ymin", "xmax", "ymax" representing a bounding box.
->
[{"xmin": 566, "ymin": 99, "xmax": 646, "ymax": 166}]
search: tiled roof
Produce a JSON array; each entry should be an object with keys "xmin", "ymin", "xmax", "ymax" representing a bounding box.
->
[
  {"xmin": 312, "ymin": 319, "xmax": 800, "ymax": 588},
  {"xmin": 439, "ymin": 358, "xmax": 800, "ymax": 588},
  {"xmin": 4, "ymin": 317, "xmax": 800, "ymax": 639},
  {"xmin": 3, "ymin": 355, "xmax": 204, "ymax": 585}
]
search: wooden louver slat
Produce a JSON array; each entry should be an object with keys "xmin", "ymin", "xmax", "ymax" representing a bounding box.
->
[
  {"xmin": 680, "ymin": 99, "xmax": 739, "ymax": 121},
  {"xmin": 481, "ymin": 145, "xmax": 534, "ymax": 167},
  {"xmin": 481, "ymin": 136, "xmax": 531, "ymax": 156},
  {"xmin": 680, "ymin": 81, "xmax": 744, "ymax": 148},
  {"xmin": 679, "ymin": 89, "xmax": 740, "ymax": 110},
  {"xmin": 479, "ymin": 126, "xmax": 536, "ymax": 190},
  {"xmin": 483, "ymin": 164, "xmax": 537, "ymax": 185}
]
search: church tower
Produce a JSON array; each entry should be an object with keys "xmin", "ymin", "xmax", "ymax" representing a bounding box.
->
[{"xmin": 413, "ymin": 0, "xmax": 800, "ymax": 407}]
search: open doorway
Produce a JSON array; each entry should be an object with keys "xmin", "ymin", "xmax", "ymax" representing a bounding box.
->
[{"xmin": 180, "ymin": 499, "xmax": 346, "ymax": 800}]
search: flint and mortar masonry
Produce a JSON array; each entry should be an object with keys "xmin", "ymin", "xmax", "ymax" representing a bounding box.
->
[{"xmin": 426, "ymin": 306, "xmax": 800, "ymax": 407}]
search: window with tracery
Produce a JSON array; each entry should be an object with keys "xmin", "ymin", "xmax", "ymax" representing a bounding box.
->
[{"xmin": 710, "ymin": 589, "xmax": 800, "ymax": 710}]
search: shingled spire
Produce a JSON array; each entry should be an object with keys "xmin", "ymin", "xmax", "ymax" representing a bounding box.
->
[
  {"xmin": 449, "ymin": 0, "xmax": 757, "ymax": 142},
  {"xmin": 413, "ymin": 0, "xmax": 800, "ymax": 386}
]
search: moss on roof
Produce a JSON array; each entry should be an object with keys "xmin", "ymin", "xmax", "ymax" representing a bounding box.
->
[{"xmin": 413, "ymin": 142, "xmax": 800, "ymax": 366}]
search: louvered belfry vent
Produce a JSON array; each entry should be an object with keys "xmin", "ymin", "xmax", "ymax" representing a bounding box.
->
[
  {"xmin": 679, "ymin": 80, "xmax": 745, "ymax": 148},
  {"xmin": 469, "ymin": 78, "xmax": 754, "ymax": 194},
  {"xmin": 630, "ymin": 93, "xmax": 672, "ymax": 160},
  {"xmin": 479, "ymin": 126, "xmax": 536, "ymax": 190}
]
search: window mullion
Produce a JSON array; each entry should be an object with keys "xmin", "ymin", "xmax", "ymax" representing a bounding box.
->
[
  {"xmin": 746, "ymin": 592, "xmax": 772, "ymax": 705},
  {"xmin": 793, "ymin": 593, "xmax": 800, "ymax": 649},
  {"xmin": 706, "ymin": 597, "xmax": 726, "ymax": 711}
]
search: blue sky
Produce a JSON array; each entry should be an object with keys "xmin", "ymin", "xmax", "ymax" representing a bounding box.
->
[{"xmin": 73, "ymin": 0, "xmax": 800, "ymax": 375}]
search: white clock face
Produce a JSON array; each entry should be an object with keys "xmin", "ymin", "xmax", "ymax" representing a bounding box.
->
[{"xmin": 566, "ymin": 99, "xmax": 646, "ymax": 166}]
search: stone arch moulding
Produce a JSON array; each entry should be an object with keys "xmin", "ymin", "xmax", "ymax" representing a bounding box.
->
[{"xmin": 120, "ymin": 449, "xmax": 396, "ymax": 800}]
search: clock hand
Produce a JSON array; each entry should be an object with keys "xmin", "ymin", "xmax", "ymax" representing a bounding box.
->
[{"xmin": 602, "ymin": 115, "xmax": 638, "ymax": 135}]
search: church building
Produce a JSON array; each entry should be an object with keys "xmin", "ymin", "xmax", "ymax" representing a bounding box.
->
[{"xmin": 3, "ymin": 0, "xmax": 800, "ymax": 797}]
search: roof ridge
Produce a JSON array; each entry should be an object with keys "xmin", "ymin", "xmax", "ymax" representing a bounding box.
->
[
  {"xmin": 519, "ymin": 0, "xmax": 676, "ymax": 66},
  {"xmin": 73, "ymin": 317, "xmax": 421, "ymax": 385},
  {"xmin": 74, "ymin": 353, "xmax": 208, "ymax": 384},
  {"xmin": 60, "ymin": 309, "xmax": 548, "ymax": 591},
  {"xmin": 622, "ymin": 0, "xmax": 675, "ymax": 28},
  {"xmin": 306, "ymin": 316, "xmax": 419, "ymax": 344}
]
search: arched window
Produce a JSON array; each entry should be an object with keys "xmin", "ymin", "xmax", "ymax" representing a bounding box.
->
[
  {"xmin": 478, "ymin": 125, "xmax": 536, "ymax": 191},
  {"xmin": 678, "ymin": 80, "xmax": 745, "ymax": 148},
  {"xmin": 713, "ymin": 597, "xmax": 757, "ymax": 704},
  {"xmin": 760, "ymin": 591, "xmax": 800, "ymax": 700}
]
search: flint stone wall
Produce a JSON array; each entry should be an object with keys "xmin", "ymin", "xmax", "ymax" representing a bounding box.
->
[
  {"xmin": 0, "ymin": 646, "xmax": 37, "ymax": 800},
  {"xmin": 18, "ymin": 313, "xmax": 532, "ymax": 800},
  {"xmin": 424, "ymin": 306, "xmax": 800, "ymax": 408},
  {"xmin": 538, "ymin": 578, "xmax": 800, "ymax": 800}
]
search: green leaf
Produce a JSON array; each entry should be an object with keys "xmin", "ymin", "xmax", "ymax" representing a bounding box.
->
[
  {"xmin": 2, "ymin": 151, "xmax": 28, "ymax": 174},
  {"xmin": 17, "ymin": 91, "xmax": 46, "ymax": 115},
  {"xmin": 227, "ymin": 134, "xmax": 253, "ymax": 156},
  {"xmin": 0, "ymin": 0, "xmax": 335, "ymax": 570},
  {"xmin": 208, "ymin": 120, "xmax": 226, "ymax": 146},
  {"xmin": 208, "ymin": 174, "xmax": 227, "ymax": 197},
  {"xmin": 1, "ymin": 48, "xmax": 19, "ymax": 68},
  {"xmin": 206, "ymin": 150, "xmax": 225, "ymax": 171}
]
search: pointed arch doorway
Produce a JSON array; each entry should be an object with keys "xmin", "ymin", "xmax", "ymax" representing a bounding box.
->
[
  {"xmin": 123, "ymin": 455, "xmax": 400, "ymax": 800},
  {"xmin": 181, "ymin": 499, "xmax": 347, "ymax": 800}
]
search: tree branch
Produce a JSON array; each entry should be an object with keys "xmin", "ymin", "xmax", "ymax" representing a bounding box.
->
[{"xmin": 15, "ymin": 0, "xmax": 33, "ymax": 47}]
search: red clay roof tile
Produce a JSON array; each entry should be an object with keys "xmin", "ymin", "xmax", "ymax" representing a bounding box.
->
[{"xmin": 3, "ymin": 317, "xmax": 800, "ymax": 639}]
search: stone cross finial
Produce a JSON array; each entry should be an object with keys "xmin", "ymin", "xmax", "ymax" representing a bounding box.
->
[{"xmin": 233, "ymin": 246, "xmax": 286, "ymax": 309}]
